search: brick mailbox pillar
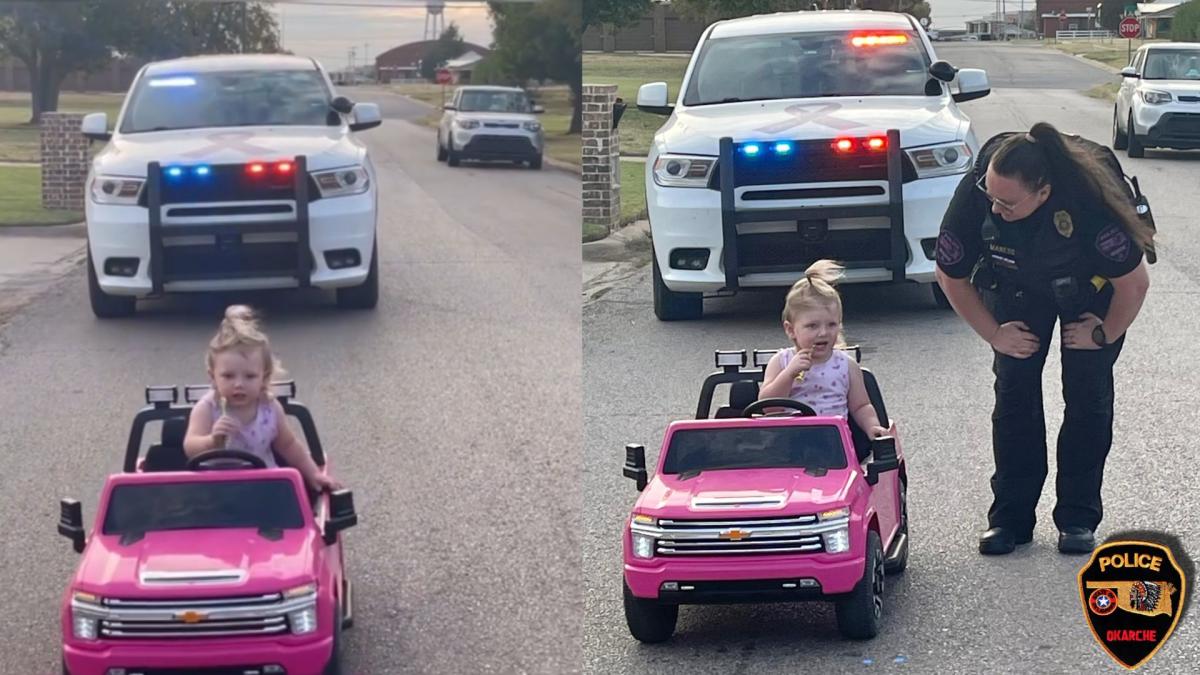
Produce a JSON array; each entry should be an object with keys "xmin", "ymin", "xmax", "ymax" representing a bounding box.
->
[
  {"xmin": 40, "ymin": 112, "xmax": 89, "ymax": 211},
  {"xmin": 582, "ymin": 84, "xmax": 620, "ymax": 236}
]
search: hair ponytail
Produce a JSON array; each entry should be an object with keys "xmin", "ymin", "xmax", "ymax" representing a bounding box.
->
[{"xmin": 205, "ymin": 304, "xmax": 287, "ymax": 386}]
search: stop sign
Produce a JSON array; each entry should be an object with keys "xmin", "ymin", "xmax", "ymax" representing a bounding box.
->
[
  {"xmin": 1119, "ymin": 17, "xmax": 1141, "ymax": 38},
  {"xmin": 436, "ymin": 68, "xmax": 452, "ymax": 84}
]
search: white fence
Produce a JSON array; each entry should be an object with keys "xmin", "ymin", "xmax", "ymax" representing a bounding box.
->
[{"xmin": 1054, "ymin": 30, "xmax": 1114, "ymax": 41}]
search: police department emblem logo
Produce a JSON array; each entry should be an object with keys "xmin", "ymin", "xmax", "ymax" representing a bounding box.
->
[
  {"xmin": 1054, "ymin": 210, "xmax": 1074, "ymax": 238},
  {"xmin": 1078, "ymin": 540, "xmax": 1185, "ymax": 670}
]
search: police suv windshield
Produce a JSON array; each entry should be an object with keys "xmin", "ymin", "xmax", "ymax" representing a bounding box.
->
[
  {"xmin": 102, "ymin": 480, "xmax": 305, "ymax": 536},
  {"xmin": 683, "ymin": 30, "xmax": 931, "ymax": 105},
  {"xmin": 457, "ymin": 89, "xmax": 532, "ymax": 113},
  {"xmin": 1143, "ymin": 50, "xmax": 1200, "ymax": 80},
  {"xmin": 661, "ymin": 425, "xmax": 848, "ymax": 475},
  {"xmin": 120, "ymin": 69, "xmax": 334, "ymax": 133}
]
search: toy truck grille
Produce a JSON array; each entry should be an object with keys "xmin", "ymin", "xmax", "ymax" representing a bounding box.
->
[
  {"xmin": 654, "ymin": 514, "xmax": 828, "ymax": 556},
  {"xmin": 90, "ymin": 592, "xmax": 298, "ymax": 639}
]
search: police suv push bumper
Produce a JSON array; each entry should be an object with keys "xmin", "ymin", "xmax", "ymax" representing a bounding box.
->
[{"xmin": 716, "ymin": 130, "xmax": 906, "ymax": 290}]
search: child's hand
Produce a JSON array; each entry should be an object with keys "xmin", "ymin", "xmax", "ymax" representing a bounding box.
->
[
  {"xmin": 788, "ymin": 348, "xmax": 812, "ymax": 376},
  {"xmin": 309, "ymin": 473, "xmax": 343, "ymax": 493},
  {"xmin": 212, "ymin": 414, "xmax": 241, "ymax": 439}
]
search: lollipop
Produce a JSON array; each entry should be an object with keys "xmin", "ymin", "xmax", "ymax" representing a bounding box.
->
[{"xmin": 214, "ymin": 395, "xmax": 228, "ymax": 449}]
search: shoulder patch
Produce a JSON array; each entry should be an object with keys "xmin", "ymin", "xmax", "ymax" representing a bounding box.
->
[
  {"xmin": 936, "ymin": 230, "xmax": 965, "ymax": 266},
  {"xmin": 1095, "ymin": 224, "xmax": 1132, "ymax": 263}
]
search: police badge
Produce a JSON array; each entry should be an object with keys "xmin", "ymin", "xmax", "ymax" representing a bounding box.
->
[{"xmin": 1054, "ymin": 210, "xmax": 1074, "ymax": 238}]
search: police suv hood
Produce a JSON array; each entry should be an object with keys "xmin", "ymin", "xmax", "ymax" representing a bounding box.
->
[
  {"xmin": 93, "ymin": 125, "xmax": 366, "ymax": 177},
  {"xmin": 655, "ymin": 97, "xmax": 966, "ymax": 155}
]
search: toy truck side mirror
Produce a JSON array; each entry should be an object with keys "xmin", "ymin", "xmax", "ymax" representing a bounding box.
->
[
  {"xmin": 58, "ymin": 498, "xmax": 85, "ymax": 554},
  {"xmin": 323, "ymin": 489, "xmax": 358, "ymax": 545},
  {"xmin": 623, "ymin": 444, "xmax": 648, "ymax": 491},
  {"xmin": 865, "ymin": 437, "xmax": 900, "ymax": 486}
]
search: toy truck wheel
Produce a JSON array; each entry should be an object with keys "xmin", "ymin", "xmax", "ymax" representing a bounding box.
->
[
  {"xmin": 835, "ymin": 530, "xmax": 884, "ymax": 640},
  {"xmin": 1112, "ymin": 108, "xmax": 1128, "ymax": 150},
  {"xmin": 884, "ymin": 478, "xmax": 909, "ymax": 575},
  {"xmin": 87, "ymin": 249, "xmax": 135, "ymax": 318},
  {"xmin": 1127, "ymin": 114, "xmax": 1145, "ymax": 158},
  {"xmin": 324, "ymin": 600, "xmax": 344, "ymax": 675},
  {"xmin": 623, "ymin": 580, "xmax": 678, "ymax": 643},
  {"xmin": 336, "ymin": 242, "xmax": 379, "ymax": 309},
  {"xmin": 652, "ymin": 255, "xmax": 702, "ymax": 321}
]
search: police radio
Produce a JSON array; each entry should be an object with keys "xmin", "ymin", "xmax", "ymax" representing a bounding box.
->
[{"xmin": 1129, "ymin": 175, "xmax": 1157, "ymax": 265}]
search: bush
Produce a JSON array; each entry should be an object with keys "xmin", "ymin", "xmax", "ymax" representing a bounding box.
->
[
  {"xmin": 1172, "ymin": 1, "xmax": 1200, "ymax": 40},
  {"xmin": 469, "ymin": 57, "xmax": 518, "ymax": 86}
]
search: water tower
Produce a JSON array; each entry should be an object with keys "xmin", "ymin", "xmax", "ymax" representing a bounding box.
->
[{"xmin": 424, "ymin": 0, "xmax": 445, "ymax": 41}]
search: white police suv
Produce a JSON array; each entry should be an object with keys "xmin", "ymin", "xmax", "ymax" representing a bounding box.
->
[
  {"xmin": 637, "ymin": 11, "xmax": 990, "ymax": 320},
  {"xmin": 81, "ymin": 54, "xmax": 382, "ymax": 318},
  {"xmin": 1113, "ymin": 42, "xmax": 1200, "ymax": 158}
]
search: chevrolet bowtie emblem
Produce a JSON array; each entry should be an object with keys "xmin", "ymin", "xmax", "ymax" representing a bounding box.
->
[
  {"xmin": 177, "ymin": 610, "xmax": 207, "ymax": 623},
  {"xmin": 719, "ymin": 529, "xmax": 749, "ymax": 541}
]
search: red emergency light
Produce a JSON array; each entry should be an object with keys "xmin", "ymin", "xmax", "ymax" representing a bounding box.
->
[
  {"xmin": 831, "ymin": 136, "xmax": 888, "ymax": 153},
  {"xmin": 245, "ymin": 161, "xmax": 293, "ymax": 177},
  {"xmin": 850, "ymin": 33, "xmax": 909, "ymax": 47}
]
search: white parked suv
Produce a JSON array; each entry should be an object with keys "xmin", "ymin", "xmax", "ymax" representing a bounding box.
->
[
  {"xmin": 636, "ymin": 11, "xmax": 990, "ymax": 320},
  {"xmin": 81, "ymin": 54, "xmax": 382, "ymax": 318},
  {"xmin": 437, "ymin": 85, "xmax": 545, "ymax": 169},
  {"xmin": 1113, "ymin": 42, "xmax": 1200, "ymax": 158}
]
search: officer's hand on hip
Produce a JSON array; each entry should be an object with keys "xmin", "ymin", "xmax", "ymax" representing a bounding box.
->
[
  {"xmin": 1062, "ymin": 312, "xmax": 1103, "ymax": 351},
  {"xmin": 989, "ymin": 321, "xmax": 1040, "ymax": 359}
]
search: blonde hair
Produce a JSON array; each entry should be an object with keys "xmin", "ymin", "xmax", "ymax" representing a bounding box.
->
[
  {"xmin": 782, "ymin": 260, "xmax": 847, "ymax": 346},
  {"xmin": 205, "ymin": 305, "xmax": 286, "ymax": 391}
]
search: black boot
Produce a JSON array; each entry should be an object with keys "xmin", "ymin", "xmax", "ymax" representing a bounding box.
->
[
  {"xmin": 1058, "ymin": 527, "xmax": 1095, "ymax": 554},
  {"xmin": 979, "ymin": 527, "xmax": 1033, "ymax": 555}
]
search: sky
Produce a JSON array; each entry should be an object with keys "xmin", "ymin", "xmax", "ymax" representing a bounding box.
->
[
  {"xmin": 929, "ymin": 0, "xmax": 1041, "ymax": 29},
  {"xmin": 270, "ymin": 0, "xmax": 497, "ymax": 72}
]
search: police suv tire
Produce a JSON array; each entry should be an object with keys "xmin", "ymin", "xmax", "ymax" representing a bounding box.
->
[
  {"xmin": 623, "ymin": 580, "xmax": 678, "ymax": 643},
  {"xmin": 884, "ymin": 478, "xmax": 909, "ymax": 575},
  {"xmin": 1127, "ymin": 114, "xmax": 1145, "ymax": 158},
  {"xmin": 529, "ymin": 154, "xmax": 543, "ymax": 170},
  {"xmin": 931, "ymin": 283, "xmax": 952, "ymax": 310},
  {"xmin": 652, "ymin": 256, "xmax": 702, "ymax": 321},
  {"xmin": 87, "ymin": 249, "xmax": 135, "ymax": 318},
  {"xmin": 336, "ymin": 242, "xmax": 378, "ymax": 310},
  {"xmin": 1112, "ymin": 108, "xmax": 1128, "ymax": 150},
  {"xmin": 835, "ymin": 530, "xmax": 884, "ymax": 640}
]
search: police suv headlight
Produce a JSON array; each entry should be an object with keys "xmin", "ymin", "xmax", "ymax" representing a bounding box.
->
[
  {"xmin": 90, "ymin": 175, "xmax": 144, "ymax": 205},
  {"xmin": 311, "ymin": 167, "xmax": 370, "ymax": 198},
  {"xmin": 653, "ymin": 154, "xmax": 716, "ymax": 188},
  {"xmin": 455, "ymin": 118, "xmax": 480, "ymax": 129},
  {"xmin": 904, "ymin": 142, "xmax": 972, "ymax": 179},
  {"xmin": 1141, "ymin": 90, "xmax": 1172, "ymax": 105}
]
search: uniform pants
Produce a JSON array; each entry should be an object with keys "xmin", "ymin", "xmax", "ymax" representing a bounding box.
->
[{"xmin": 985, "ymin": 286, "xmax": 1124, "ymax": 534}]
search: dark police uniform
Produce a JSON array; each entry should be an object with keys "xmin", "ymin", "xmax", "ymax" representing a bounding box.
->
[{"xmin": 935, "ymin": 132, "xmax": 1142, "ymax": 539}]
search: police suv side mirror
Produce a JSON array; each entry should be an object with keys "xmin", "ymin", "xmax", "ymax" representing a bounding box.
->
[
  {"xmin": 929, "ymin": 60, "xmax": 958, "ymax": 83},
  {"xmin": 349, "ymin": 102, "xmax": 382, "ymax": 132},
  {"xmin": 637, "ymin": 82, "xmax": 673, "ymax": 116},
  {"xmin": 81, "ymin": 112, "xmax": 111, "ymax": 142},
  {"xmin": 330, "ymin": 96, "xmax": 355, "ymax": 115}
]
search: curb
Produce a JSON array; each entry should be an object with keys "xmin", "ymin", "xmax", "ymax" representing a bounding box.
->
[
  {"xmin": 545, "ymin": 156, "xmax": 582, "ymax": 175},
  {"xmin": 0, "ymin": 221, "xmax": 85, "ymax": 237},
  {"xmin": 582, "ymin": 218, "xmax": 650, "ymax": 263}
]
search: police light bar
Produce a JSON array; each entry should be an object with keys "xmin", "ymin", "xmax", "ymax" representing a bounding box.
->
[
  {"xmin": 752, "ymin": 349, "xmax": 779, "ymax": 367},
  {"xmin": 850, "ymin": 34, "xmax": 909, "ymax": 47},
  {"xmin": 715, "ymin": 350, "xmax": 747, "ymax": 368},
  {"xmin": 145, "ymin": 386, "xmax": 178, "ymax": 405},
  {"xmin": 832, "ymin": 136, "xmax": 888, "ymax": 153},
  {"xmin": 739, "ymin": 141, "xmax": 796, "ymax": 158},
  {"xmin": 165, "ymin": 165, "xmax": 212, "ymax": 179}
]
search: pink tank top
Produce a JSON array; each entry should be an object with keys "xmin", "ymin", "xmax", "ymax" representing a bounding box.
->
[
  {"xmin": 778, "ymin": 347, "xmax": 850, "ymax": 418},
  {"xmin": 202, "ymin": 390, "xmax": 279, "ymax": 467}
]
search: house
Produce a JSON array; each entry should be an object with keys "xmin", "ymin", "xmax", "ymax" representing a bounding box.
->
[
  {"xmin": 1036, "ymin": 0, "xmax": 1103, "ymax": 36},
  {"xmin": 374, "ymin": 40, "xmax": 491, "ymax": 83},
  {"xmin": 1136, "ymin": 1, "xmax": 1186, "ymax": 38}
]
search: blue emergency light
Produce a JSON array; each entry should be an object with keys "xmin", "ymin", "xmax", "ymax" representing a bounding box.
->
[
  {"xmin": 774, "ymin": 142, "xmax": 793, "ymax": 155},
  {"xmin": 166, "ymin": 167, "xmax": 183, "ymax": 178},
  {"xmin": 742, "ymin": 143, "xmax": 761, "ymax": 156}
]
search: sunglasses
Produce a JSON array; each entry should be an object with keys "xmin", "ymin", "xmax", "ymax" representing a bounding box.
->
[{"xmin": 975, "ymin": 174, "xmax": 1042, "ymax": 212}]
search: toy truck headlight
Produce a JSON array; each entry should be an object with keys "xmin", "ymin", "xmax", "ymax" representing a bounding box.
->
[
  {"xmin": 904, "ymin": 142, "xmax": 972, "ymax": 179},
  {"xmin": 311, "ymin": 166, "xmax": 370, "ymax": 198},
  {"xmin": 71, "ymin": 591, "xmax": 103, "ymax": 640},
  {"xmin": 631, "ymin": 514, "xmax": 656, "ymax": 559},
  {"xmin": 284, "ymin": 583, "xmax": 319, "ymax": 635},
  {"xmin": 653, "ymin": 154, "xmax": 715, "ymax": 188},
  {"xmin": 823, "ymin": 527, "xmax": 851, "ymax": 554},
  {"xmin": 90, "ymin": 175, "xmax": 144, "ymax": 205}
]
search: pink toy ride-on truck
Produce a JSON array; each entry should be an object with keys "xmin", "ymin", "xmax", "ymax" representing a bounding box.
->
[
  {"xmin": 57, "ymin": 381, "xmax": 357, "ymax": 675},
  {"xmin": 621, "ymin": 348, "xmax": 908, "ymax": 642}
]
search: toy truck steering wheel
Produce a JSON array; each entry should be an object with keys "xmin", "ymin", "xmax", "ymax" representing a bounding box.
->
[
  {"xmin": 741, "ymin": 398, "xmax": 818, "ymax": 418},
  {"xmin": 186, "ymin": 449, "xmax": 268, "ymax": 470}
]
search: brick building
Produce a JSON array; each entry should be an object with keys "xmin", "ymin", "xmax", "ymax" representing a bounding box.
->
[
  {"xmin": 1036, "ymin": 0, "xmax": 1103, "ymax": 36},
  {"xmin": 374, "ymin": 40, "xmax": 491, "ymax": 83}
]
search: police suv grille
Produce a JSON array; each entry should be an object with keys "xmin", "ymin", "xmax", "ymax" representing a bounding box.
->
[
  {"xmin": 162, "ymin": 241, "xmax": 311, "ymax": 281},
  {"xmin": 655, "ymin": 514, "xmax": 826, "ymax": 557},
  {"xmin": 737, "ymin": 229, "xmax": 893, "ymax": 269},
  {"xmin": 97, "ymin": 592, "xmax": 291, "ymax": 639}
]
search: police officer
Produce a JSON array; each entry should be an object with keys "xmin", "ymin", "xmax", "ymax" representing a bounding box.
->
[{"xmin": 934, "ymin": 122, "xmax": 1154, "ymax": 556}]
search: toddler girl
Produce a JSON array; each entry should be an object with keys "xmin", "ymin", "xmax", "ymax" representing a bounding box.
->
[
  {"xmin": 760, "ymin": 260, "xmax": 890, "ymax": 439},
  {"xmin": 183, "ymin": 305, "xmax": 340, "ymax": 493}
]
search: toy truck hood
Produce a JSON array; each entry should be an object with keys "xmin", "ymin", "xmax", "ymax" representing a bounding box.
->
[
  {"xmin": 74, "ymin": 528, "xmax": 317, "ymax": 598},
  {"xmin": 656, "ymin": 97, "xmax": 966, "ymax": 156},
  {"xmin": 639, "ymin": 467, "xmax": 855, "ymax": 517},
  {"xmin": 94, "ymin": 126, "xmax": 366, "ymax": 177}
]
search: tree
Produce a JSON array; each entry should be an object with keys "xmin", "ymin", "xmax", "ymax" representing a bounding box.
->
[
  {"xmin": 486, "ymin": 0, "xmax": 582, "ymax": 133},
  {"xmin": 1173, "ymin": 0, "xmax": 1200, "ymax": 40},
  {"xmin": 0, "ymin": 0, "xmax": 280, "ymax": 124},
  {"xmin": 582, "ymin": 0, "xmax": 655, "ymax": 34},
  {"xmin": 420, "ymin": 23, "xmax": 466, "ymax": 81},
  {"xmin": 671, "ymin": 0, "xmax": 931, "ymax": 21}
]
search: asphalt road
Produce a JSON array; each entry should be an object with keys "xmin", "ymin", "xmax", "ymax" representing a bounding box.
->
[
  {"xmin": 583, "ymin": 45, "xmax": 1200, "ymax": 673},
  {"xmin": 0, "ymin": 101, "xmax": 582, "ymax": 672}
]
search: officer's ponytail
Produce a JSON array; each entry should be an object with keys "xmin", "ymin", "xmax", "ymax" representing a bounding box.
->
[{"xmin": 990, "ymin": 122, "xmax": 1155, "ymax": 251}]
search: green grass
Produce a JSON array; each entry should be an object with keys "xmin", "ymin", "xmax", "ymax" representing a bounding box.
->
[
  {"xmin": 0, "ymin": 165, "xmax": 83, "ymax": 226},
  {"xmin": 583, "ymin": 53, "xmax": 690, "ymax": 157},
  {"xmin": 0, "ymin": 92, "xmax": 123, "ymax": 162},
  {"xmin": 619, "ymin": 159, "xmax": 646, "ymax": 226},
  {"xmin": 393, "ymin": 83, "xmax": 580, "ymax": 166},
  {"xmin": 1045, "ymin": 38, "xmax": 1164, "ymax": 70},
  {"xmin": 1086, "ymin": 82, "xmax": 1121, "ymax": 102},
  {"xmin": 582, "ymin": 221, "xmax": 610, "ymax": 242}
]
